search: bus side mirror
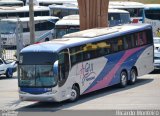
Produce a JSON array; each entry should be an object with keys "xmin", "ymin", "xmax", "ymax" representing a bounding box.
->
[{"xmin": 53, "ymin": 60, "xmax": 58, "ymax": 76}]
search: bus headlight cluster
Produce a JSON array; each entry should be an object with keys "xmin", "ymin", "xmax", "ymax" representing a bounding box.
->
[{"xmin": 19, "ymin": 91, "xmax": 27, "ymax": 94}]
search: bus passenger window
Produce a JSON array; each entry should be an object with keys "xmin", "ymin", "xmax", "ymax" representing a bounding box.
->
[
  {"xmin": 135, "ymin": 33, "xmax": 139, "ymax": 47},
  {"xmin": 97, "ymin": 41, "xmax": 110, "ymax": 56},
  {"xmin": 142, "ymin": 32, "xmax": 147, "ymax": 45},
  {"xmin": 111, "ymin": 39, "xmax": 118, "ymax": 52},
  {"xmin": 130, "ymin": 34, "xmax": 136, "ymax": 48},
  {"xmin": 138, "ymin": 32, "xmax": 147, "ymax": 46},
  {"xmin": 123, "ymin": 35, "xmax": 132, "ymax": 49},
  {"xmin": 118, "ymin": 38, "xmax": 123, "ymax": 51},
  {"xmin": 70, "ymin": 46, "xmax": 83, "ymax": 66}
]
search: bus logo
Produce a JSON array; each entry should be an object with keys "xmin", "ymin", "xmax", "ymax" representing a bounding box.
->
[{"xmin": 79, "ymin": 62, "xmax": 96, "ymax": 86}]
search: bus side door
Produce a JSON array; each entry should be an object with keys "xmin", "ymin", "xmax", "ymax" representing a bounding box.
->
[{"xmin": 58, "ymin": 49, "xmax": 71, "ymax": 99}]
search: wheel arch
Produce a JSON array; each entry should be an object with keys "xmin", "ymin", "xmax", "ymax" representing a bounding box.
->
[
  {"xmin": 72, "ymin": 83, "xmax": 80, "ymax": 94},
  {"xmin": 131, "ymin": 66, "xmax": 138, "ymax": 76}
]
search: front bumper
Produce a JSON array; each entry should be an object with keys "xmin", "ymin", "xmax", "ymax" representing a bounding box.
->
[{"xmin": 19, "ymin": 92, "xmax": 60, "ymax": 102}]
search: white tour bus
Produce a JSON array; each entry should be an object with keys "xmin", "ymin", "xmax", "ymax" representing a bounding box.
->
[
  {"xmin": 144, "ymin": 4, "xmax": 160, "ymax": 38},
  {"xmin": 49, "ymin": 3, "xmax": 78, "ymax": 18},
  {"xmin": 109, "ymin": 1, "xmax": 145, "ymax": 23},
  {"xmin": 54, "ymin": 9, "xmax": 131, "ymax": 38},
  {"xmin": 26, "ymin": 0, "xmax": 77, "ymax": 6},
  {"xmin": 0, "ymin": 16, "xmax": 59, "ymax": 46},
  {"xmin": 0, "ymin": 0, "xmax": 24, "ymax": 7},
  {"xmin": 0, "ymin": 6, "xmax": 49, "ymax": 19},
  {"xmin": 18, "ymin": 24, "xmax": 154, "ymax": 102}
]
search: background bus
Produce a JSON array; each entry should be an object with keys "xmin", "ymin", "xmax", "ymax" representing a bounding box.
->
[
  {"xmin": 144, "ymin": 4, "xmax": 160, "ymax": 38},
  {"xmin": 0, "ymin": 16, "xmax": 59, "ymax": 46},
  {"xmin": 109, "ymin": 1, "xmax": 144, "ymax": 23},
  {"xmin": 49, "ymin": 3, "xmax": 78, "ymax": 18},
  {"xmin": 0, "ymin": 6, "xmax": 49, "ymax": 19},
  {"xmin": 0, "ymin": 0, "xmax": 24, "ymax": 7},
  {"xmin": 26, "ymin": 0, "xmax": 77, "ymax": 6},
  {"xmin": 55, "ymin": 9, "xmax": 131, "ymax": 38},
  {"xmin": 18, "ymin": 24, "xmax": 154, "ymax": 102}
]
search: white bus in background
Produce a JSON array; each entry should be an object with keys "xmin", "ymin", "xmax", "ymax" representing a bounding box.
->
[
  {"xmin": 0, "ymin": 16, "xmax": 59, "ymax": 46},
  {"xmin": 26, "ymin": 0, "xmax": 77, "ymax": 6},
  {"xmin": 55, "ymin": 9, "xmax": 131, "ymax": 38},
  {"xmin": 0, "ymin": 6, "xmax": 49, "ymax": 19},
  {"xmin": 49, "ymin": 3, "xmax": 131, "ymax": 22},
  {"xmin": 55, "ymin": 15, "xmax": 79, "ymax": 38},
  {"xmin": 0, "ymin": 0, "xmax": 24, "ymax": 7},
  {"xmin": 109, "ymin": 1, "xmax": 145, "ymax": 23},
  {"xmin": 144, "ymin": 4, "xmax": 160, "ymax": 38},
  {"xmin": 49, "ymin": 3, "xmax": 79, "ymax": 18}
]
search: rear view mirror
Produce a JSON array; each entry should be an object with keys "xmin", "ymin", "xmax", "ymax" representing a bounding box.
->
[{"xmin": 53, "ymin": 60, "xmax": 58, "ymax": 76}]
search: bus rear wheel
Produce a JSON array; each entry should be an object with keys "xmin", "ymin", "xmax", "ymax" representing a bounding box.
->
[
  {"xmin": 69, "ymin": 85, "xmax": 80, "ymax": 102},
  {"xmin": 129, "ymin": 69, "xmax": 137, "ymax": 85},
  {"xmin": 119, "ymin": 71, "xmax": 128, "ymax": 88}
]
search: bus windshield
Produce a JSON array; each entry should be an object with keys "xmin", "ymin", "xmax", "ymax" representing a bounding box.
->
[
  {"xmin": 109, "ymin": 13, "xmax": 130, "ymax": 27},
  {"xmin": 145, "ymin": 9, "xmax": 160, "ymax": 20},
  {"xmin": 123, "ymin": 8, "xmax": 143, "ymax": 17},
  {"xmin": 19, "ymin": 65, "xmax": 57, "ymax": 87},
  {"xmin": 19, "ymin": 52, "xmax": 58, "ymax": 87},
  {"xmin": 0, "ymin": 22, "xmax": 16, "ymax": 34}
]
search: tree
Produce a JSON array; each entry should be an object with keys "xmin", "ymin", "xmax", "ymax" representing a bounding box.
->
[{"xmin": 77, "ymin": 0, "xmax": 109, "ymax": 30}]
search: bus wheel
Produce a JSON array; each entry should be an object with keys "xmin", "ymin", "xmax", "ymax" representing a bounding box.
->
[
  {"xmin": 6, "ymin": 68, "xmax": 13, "ymax": 78},
  {"xmin": 120, "ymin": 71, "xmax": 128, "ymax": 88},
  {"xmin": 69, "ymin": 85, "xmax": 80, "ymax": 102},
  {"xmin": 129, "ymin": 69, "xmax": 137, "ymax": 85}
]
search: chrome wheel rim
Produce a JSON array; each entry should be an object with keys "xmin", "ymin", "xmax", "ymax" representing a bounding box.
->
[
  {"xmin": 70, "ymin": 89, "xmax": 77, "ymax": 101},
  {"xmin": 131, "ymin": 70, "xmax": 136, "ymax": 82},
  {"xmin": 121, "ymin": 73, "xmax": 127, "ymax": 86}
]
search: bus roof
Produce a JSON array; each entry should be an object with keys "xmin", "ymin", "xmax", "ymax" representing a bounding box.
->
[
  {"xmin": 48, "ymin": 0, "xmax": 77, "ymax": 4},
  {"xmin": 21, "ymin": 24, "xmax": 151, "ymax": 53},
  {"xmin": 55, "ymin": 8, "xmax": 130, "ymax": 26},
  {"xmin": 49, "ymin": 3, "xmax": 78, "ymax": 10},
  {"xmin": 0, "ymin": 0, "xmax": 23, "ymax": 5},
  {"xmin": 109, "ymin": 1, "xmax": 144, "ymax": 9},
  {"xmin": 145, "ymin": 4, "xmax": 160, "ymax": 9},
  {"xmin": 1, "ymin": 16, "xmax": 59, "ymax": 22},
  {"xmin": 55, "ymin": 19, "xmax": 79, "ymax": 26},
  {"xmin": 63, "ymin": 24, "xmax": 150, "ymax": 38},
  {"xmin": 49, "ymin": 3, "xmax": 129, "ymax": 14},
  {"xmin": 62, "ymin": 15, "xmax": 79, "ymax": 20},
  {"xmin": 0, "ymin": 5, "xmax": 49, "ymax": 13},
  {"xmin": 55, "ymin": 15, "xmax": 79, "ymax": 26}
]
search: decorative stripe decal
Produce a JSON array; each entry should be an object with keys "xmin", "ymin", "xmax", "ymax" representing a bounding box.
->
[{"xmin": 84, "ymin": 46, "xmax": 144, "ymax": 94}]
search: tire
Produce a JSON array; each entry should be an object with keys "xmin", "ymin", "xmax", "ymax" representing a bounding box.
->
[
  {"xmin": 6, "ymin": 68, "xmax": 13, "ymax": 78},
  {"xmin": 69, "ymin": 85, "xmax": 80, "ymax": 102},
  {"xmin": 119, "ymin": 71, "xmax": 128, "ymax": 88},
  {"xmin": 129, "ymin": 69, "xmax": 137, "ymax": 85}
]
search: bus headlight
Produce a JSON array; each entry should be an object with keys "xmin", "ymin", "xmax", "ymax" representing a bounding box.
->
[{"xmin": 19, "ymin": 91, "xmax": 27, "ymax": 94}]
